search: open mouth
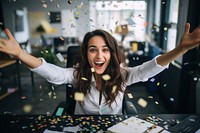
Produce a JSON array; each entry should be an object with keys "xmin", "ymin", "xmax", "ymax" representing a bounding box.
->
[{"xmin": 94, "ymin": 61, "xmax": 104, "ymax": 67}]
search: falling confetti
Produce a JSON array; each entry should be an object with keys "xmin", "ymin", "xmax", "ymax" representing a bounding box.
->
[
  {"xmin": 48, "ymin": 91, "xmax": 52, "ymax": 98},
  {"xmin": 21, "ymin": 96, "xmax": 26, "ymax": 100},
  {"xmin": 150, "ymin": 78, "xmax": 155, "ymax": 82},
  {"xmin": 137, "ymin": 98, "xmax": 147, "ymax": 108},
  {"xmin": 164, "ymin": 27, "xmax": 168, "ymax": 31},
  {"xmin": 169, "ymin": 98, "xmax": 174, "ymax": 102},
  {"xmin": 102, "ymin": 74, "xmax": 111, "ymax": 81},
  {"xmin": 81, "ymin": 77, "xmax": 88, "ymax": 81},
  {"xmin": 68, "ymin": 0, "xmax": 72, "ymax": 4},
  {"xmin": 42, "ymin": 4, "xmax": 48, "ymax": 8},
  {"xmin": 23, "ymin": 104, "xmax": 33, "ymax": 113},
  {"xmin": 91, "ymin": 68, "xmax": 95, "ymax": 72},
  {"xmin": 125, "ymin": 18, "xmax": 136, "ymax": 25},
  {"xmin": 127, "ymin": 93, "xmax": 134, "ymax": 99},
  {"xmin": 74, "ymin": 92, "xmax": 84, "ymax": 101},
  {"xmin": 77, "ymin": 2, "xmax": 84, "ymax": 9},
  {"xmin": 111, "ymin": 85, "xmax": 117, "ymax": 93},
  {"xmin": 56, "ymin": 53, "xmax": 65, "ymax": 62},
  {"xmin": 148, "ymin": 96, "xmax": 153, "ymax": 99}
]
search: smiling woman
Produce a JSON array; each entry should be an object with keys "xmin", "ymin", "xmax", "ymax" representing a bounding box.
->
[
  {"xmin": 87, "ymin": 36, "xmax": 111, "ymax": 75},
  {"xmin": 1, "ymin": 24, "xmax": 200, "ymax": 115}
]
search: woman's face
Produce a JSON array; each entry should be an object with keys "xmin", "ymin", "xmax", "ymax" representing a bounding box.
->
[{"xmin": 87, "ymin": 35, "xmax": 111, "ymax": 74}]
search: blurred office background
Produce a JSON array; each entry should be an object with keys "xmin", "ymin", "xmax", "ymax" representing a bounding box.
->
[{"xmin": 0, "ymin": 0, "xmax": 200, "ymax": 115}]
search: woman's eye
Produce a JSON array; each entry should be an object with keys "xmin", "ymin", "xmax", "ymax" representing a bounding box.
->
[
  {"xmin": 89, "ymin": 49, "xmax": 96, "ymax": 53},
  {"xmin": 103, "ymin": 48, "xmax": 109, "ymax": 52}
]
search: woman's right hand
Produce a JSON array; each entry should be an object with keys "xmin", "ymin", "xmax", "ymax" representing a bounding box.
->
[{"xmin": 0, "ymin": 28, "xmax": 24, "ymax": 59}]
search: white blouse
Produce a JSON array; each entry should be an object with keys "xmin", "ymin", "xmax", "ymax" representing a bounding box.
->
[{"xmin": 30, "ymin": 55, "xmax": 168, "ymax": 115}]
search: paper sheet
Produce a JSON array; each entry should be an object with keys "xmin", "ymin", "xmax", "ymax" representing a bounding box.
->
[{"xmin": 107, "ymin": 116, "xmax": 164, "ymax": 133}]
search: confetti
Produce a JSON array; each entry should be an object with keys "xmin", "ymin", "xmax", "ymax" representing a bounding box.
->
[
  {"xmin": 74, "ymin": 92, "xmax": 84, "ymax": 101},
  {"xmin": 169, "ymin": 98, "xmax": 174, "ymax": 102},
  {"xmin": 164, "ymin": 27, "xmax": 168, "ymax": 31},
  {"xmin": 48, "ymin": 91, "xmax": 52, "ymax": 98},
  {"xmin": 163, "ymin": 84, "xmax": 167, "ymax": 87},
  {"xmin": 125, "ymin": 18, "xmax": 136, "ymax": 25},
  {"xmin": 91, "ymin": 67, "xmax": 95, "ymax": 72},
  {"xmin": 150, "ymin": 78, "xmax": 155, "ymax": 82},
  {"xmin": 68, "ymin": 0, "xmax": 72, "ymax": 4},
  {"xmin": 42, "ymin": 4, "xmax": 48, "ymax": 8},
  {"xmin": 102, "ymin": 74, "xmax": 111, "ymax": 81},
  {"xmin": 77, "ymin": 2, "xmax": 83, "ymax": 9},
  {"xmin": 51, "ymin": 86, "xmax": 55, "ymax": 90},
  {"xmin": 23, "ymin": 104, "xmax": 33, "ymax": 113},
  {"xmin": 193, "ymin": 77, "xmax": 198, "ymax": 81},
  {"xmin": 148, "ymin": 96, "xmax": 153, "ymax": 99},
  {"xmin": 21, "ymin": 96, "xmax": 26, "ymax": 100},
  {"xmin": 81, "ymin": 77, "xmax": 88, "ymax": 81},
  {"xmin": 7, "ymin": 88, "xmax": 16, "ymax": 93},
  {"xmin": 111, "ymin": 85, "xmax": 117, "ymax": 93},
  {"xmin": 59, "ymin": 37, "xmax": 64, "ymax": 41},
  {"xmin": 56, "ymin": 53, "xmax": 65, "ymax": 62},
  {"xmin": 137, "ymin": 98, "xmax": 147, "ymax": 108},
  {"xmin": 127, "ymin": 93, "xmax": 134, "ymax": 99}
]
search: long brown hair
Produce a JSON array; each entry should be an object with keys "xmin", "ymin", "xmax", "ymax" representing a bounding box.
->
[{"xmin": 74, "ymin": 29, "xmax": 127, "ymax": 106}]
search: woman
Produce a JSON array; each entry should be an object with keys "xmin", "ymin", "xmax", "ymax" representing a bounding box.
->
[{"xmin": 0, "ymin": 23, "xmax": 200, "ymax": 114}]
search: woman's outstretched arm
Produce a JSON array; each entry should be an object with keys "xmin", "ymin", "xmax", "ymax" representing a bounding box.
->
[
  {"xmin": 157, "ymin": 23, "xmax": 200, "ymax": 66},
  {"xmin": 0, "ymin": 29, "xmax": 42, "ymax": 68}
]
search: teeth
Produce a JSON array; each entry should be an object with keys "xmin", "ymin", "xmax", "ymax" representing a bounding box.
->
[{"xmin": 95, "ymin": 62, "xmax": 104, "ymax": 64}]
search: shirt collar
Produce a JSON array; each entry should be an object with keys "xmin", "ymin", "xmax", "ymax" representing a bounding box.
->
[{"xmin": 91, "ymin": 74, "xmax": 95, "ymax": 83}]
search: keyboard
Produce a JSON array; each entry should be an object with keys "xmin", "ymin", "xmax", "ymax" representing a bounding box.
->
[{"xmin": 169, "ymin": 115, "xmax": 200, "ymax": 133}]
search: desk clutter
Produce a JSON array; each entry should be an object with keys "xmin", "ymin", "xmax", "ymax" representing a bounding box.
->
[{"xmin": 1, "ymin": 114, "xmax": 200, "ymax": 133}]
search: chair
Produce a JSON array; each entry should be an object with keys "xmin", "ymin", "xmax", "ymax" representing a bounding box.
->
[{"xmin": 53, "ymin": 45, "xmax": 138, "ymax": 116}]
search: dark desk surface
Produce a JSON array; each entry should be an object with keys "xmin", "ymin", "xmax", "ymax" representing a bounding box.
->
[{"xmin": 0, "ymin": 114, "xmax": 199, "ymax": 133}]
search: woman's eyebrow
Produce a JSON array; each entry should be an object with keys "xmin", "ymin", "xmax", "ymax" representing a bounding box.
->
[{"xmin": 88, "ymin": 44, "xmax": 108, "ymax": 48}]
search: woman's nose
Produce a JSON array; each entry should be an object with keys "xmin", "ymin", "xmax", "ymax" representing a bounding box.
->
[{"xmin": 96, "ymin": 50, "xmax": 103, "ymax": 58}]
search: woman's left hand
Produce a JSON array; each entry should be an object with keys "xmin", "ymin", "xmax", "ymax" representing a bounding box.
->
[{"xmin": 178, "ymin": 23, "xmax": 200, "ymax": 52}]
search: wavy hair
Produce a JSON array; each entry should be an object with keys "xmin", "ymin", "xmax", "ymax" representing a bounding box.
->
[{"xmin": 74, "ymin": 29, "xmax": 127, "ymax": 107}]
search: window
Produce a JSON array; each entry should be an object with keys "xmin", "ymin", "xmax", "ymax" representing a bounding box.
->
[
  {"xmin": 89, "ymin": 1, "xmax": 147, "ymax": 45},
  {"xmin": 166, "ymin": 0, "xmax": 179, "ymax": 51}
]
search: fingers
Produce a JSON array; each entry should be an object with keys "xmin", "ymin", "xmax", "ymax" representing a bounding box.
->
[
  {"xmin": 184, "ymin": 23, "xmax": 190, "ymax": 34},
  {"xmin": 4, "ymin": 28, "xmax": 14, "ymax": 40}
]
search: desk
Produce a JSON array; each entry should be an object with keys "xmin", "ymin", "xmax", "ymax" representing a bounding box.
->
[
  {"xmin": 0, "ymin": 59, "xmax": 21, "ymax": 99},
  {"xmin": 0, "ymin": 114, "xmax": 199, "ymax": 133}
]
